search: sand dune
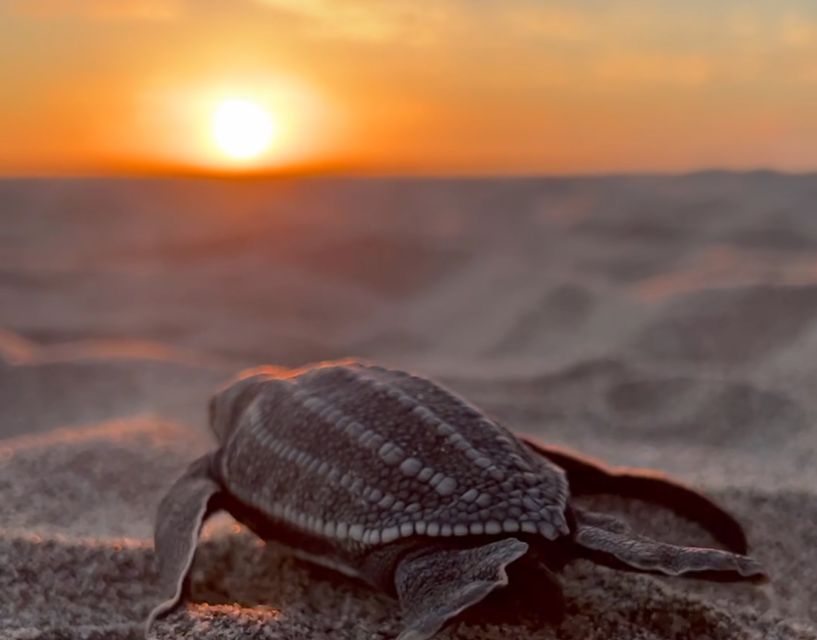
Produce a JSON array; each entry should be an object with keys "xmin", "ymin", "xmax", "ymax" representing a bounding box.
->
[{"xmin": 1, "ymin": 175, "xmax": 815, "ymax": 639}]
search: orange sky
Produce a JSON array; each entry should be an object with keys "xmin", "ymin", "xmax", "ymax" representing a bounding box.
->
[{"xmin": 2, "ymin": 0, "xmax": 817, "ymax": 175}]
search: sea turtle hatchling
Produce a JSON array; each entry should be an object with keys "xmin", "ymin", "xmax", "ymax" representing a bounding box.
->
[{"xmin": 147, "ymin": 360, "xmax": 765, "ymax": 639}]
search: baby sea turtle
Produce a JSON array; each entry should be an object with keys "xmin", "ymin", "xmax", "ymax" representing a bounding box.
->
[{"xmin": 147, "ymin": 360, "xmax": 765, "ymax": 639}]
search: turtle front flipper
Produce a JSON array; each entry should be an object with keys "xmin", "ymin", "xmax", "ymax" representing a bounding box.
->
[
  {"xmin": 145, "ymin": 454, "xmax": 222, "ymax": 638},
  {"xmin": 520, "ymin": 436, "xmax": 749, "ymax": 554},
  {"xmin": 394, "ymin": 538, "xmax": 529, "ymax": 640},
  {"xmin": 573, "ymin": 508, "xmax": 766, "ymax": 581}
]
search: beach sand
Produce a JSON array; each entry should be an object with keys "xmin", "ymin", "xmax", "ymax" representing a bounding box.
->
[{"xmin": 1, "ymin": 173, "xmax": 815, "ymax": 639}]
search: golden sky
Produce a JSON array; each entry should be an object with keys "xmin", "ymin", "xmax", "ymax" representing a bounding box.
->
[{"xmin": 2, "ymin": 0, "xmax": 817, "ymax": 175}]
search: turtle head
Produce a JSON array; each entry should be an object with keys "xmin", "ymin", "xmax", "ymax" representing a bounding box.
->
[{"xmin": 208, "ymin": 368, "xmax": 279, "ymax": 444}]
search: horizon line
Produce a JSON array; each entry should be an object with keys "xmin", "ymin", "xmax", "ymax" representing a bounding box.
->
[{"xmin": 1, "ymin": 166, "xmax": 815, "ymax": 181}]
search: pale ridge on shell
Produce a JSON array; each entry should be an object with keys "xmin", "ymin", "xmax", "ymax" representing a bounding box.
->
[
  {"xmin": 290, "ymin": 377, "xmax": 465, "ymax": 501},
  {"xmin": 246, "ymin": 409, "xmax": 422, "ymax": 518},
  {"xmin": 346, "ymin": 366, "xmax": 507, "ymax": 483}
]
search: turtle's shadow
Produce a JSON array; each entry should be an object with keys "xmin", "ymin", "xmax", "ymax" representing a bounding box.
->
[
  {"xmin": 187, "ymin": 531, "xmax": 566, "ymax": 633},
  {"xmin": 187, "ymin": 532, "xmax": 396, "ymax": 614}
]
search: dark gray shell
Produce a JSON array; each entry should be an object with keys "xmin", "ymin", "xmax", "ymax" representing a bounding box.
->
[{"xmin": 213, "ymin": 361, "xmax": 570, "ymax": 551}]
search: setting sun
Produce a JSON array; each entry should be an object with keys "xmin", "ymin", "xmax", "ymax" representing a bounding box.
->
[{"xmin": 211, "ymin": 98, "xmax": 276, "ymax": 162}]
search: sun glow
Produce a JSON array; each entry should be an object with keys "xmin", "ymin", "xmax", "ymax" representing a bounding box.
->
[
  {"xmin": 211, "ymin": 98, "xmax": 276, "ymax": 162},
  {"xmin": 145, "ymin": 78, "xmax": 331, "ymax": 172}
]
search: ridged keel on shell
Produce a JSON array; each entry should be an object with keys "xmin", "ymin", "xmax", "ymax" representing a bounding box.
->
[{"xmin": 218, "ymin": 362, "xmax": 570, "ymax": 548}]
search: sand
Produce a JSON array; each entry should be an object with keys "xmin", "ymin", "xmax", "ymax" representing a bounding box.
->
[{"xmin": 1, "ymin": 173, "xmax": 816, "ymax": 639}]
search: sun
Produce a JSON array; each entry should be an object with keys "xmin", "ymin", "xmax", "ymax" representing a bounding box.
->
[{"xmin": 211, "ymin": 98, "xmax": 276, "ymax": 162}]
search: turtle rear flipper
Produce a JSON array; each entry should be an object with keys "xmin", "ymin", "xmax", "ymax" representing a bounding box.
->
[
  {"xmin": 520, "ymin": 436, "xmax": 749, "ymax": 554},
  {"xmin": 573, "ymin": 508, "xmax": 766, "ymax": 581},
  {"xmin": 394, "ymin": 538, "xmax": 530, "ymax": 640},
  {"xmin": 146, "ymin": 454, "xmax": 222, "ymax": 638}
]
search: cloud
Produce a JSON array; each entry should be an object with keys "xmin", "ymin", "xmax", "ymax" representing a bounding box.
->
[
  {"xmin": 10, "ymin": 0, "xmax": 182, "ymax": 21},
  {"xmin": 780, "ymin": 14, "xmax": 817, "ymax": 47},
  {"xmin": 252, "ymin": 0, "xmax": 422, "ymax": 41},
  {"xmin": 592, "ymin": 52, "xmax": 714, "ymax": 88},
  {"xmin": 251, "ymin": 0, "xmax": 602, "ymax": 46}
]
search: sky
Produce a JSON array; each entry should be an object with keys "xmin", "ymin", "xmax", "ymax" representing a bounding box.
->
[{"xmin": 1, "ymin": 0, "xmax": 816, "ymax": 175}]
